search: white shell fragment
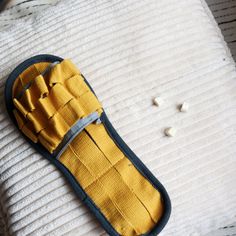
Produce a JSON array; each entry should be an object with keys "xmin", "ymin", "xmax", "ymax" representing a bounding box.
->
[
  {"xmin": 180, "ymin": 102, "xmax": 189, "ymax": 112},
  {"xmin": 153, "ymin": 96, "xmax": 164, "ymax": 107},
  {"xmin": 164, "ymin": 127, "xmax": 177, "ymax": 137}
]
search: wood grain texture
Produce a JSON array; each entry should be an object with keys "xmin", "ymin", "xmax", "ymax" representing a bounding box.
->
[{"xmin": 207, "ymin": 0, "xmax": 236, "ymax": 60}]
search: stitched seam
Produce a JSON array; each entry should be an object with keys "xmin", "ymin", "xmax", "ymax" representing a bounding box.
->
[
  {"xmin": 68, "ymin": 144, "xmax": 139, "ymax": 234},
  {"xmin": 84, "ymin": 157, "xmax": 124, "ymax": 190},
  {"xmin": 85, "ymin": 128, "xmax": 156, "ymax": 224}
]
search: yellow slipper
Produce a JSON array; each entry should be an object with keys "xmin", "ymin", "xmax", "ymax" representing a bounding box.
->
[{"xmin": 5, "ymin": 55, "xmax": 171, "ymax": 236}]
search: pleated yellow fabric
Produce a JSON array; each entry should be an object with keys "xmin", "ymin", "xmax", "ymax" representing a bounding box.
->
[{"xmin": 12, "ymin": 60, "xmax": 164, "ymax": 236}]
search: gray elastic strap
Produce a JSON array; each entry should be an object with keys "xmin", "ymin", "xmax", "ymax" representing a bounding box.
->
[{"xmin": 53, "ymin": 112, "xmax": 101, "ymax": 159}]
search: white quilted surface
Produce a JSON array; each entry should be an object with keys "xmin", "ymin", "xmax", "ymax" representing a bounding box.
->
[{"xmin": 0, "ymin": 0, "xmax": 236, "ymax": 235}]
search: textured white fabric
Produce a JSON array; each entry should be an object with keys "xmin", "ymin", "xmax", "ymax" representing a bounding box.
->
[
  {"xmin": 0, "ymin": 0, "xmax": 236, "ymax": 235},
  {"xmin": 1, "ymin": 0, "xmax": 236, "ymax": 63}
]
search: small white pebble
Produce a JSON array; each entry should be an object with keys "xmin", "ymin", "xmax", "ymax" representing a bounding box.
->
[
  {"xmin": 180, "ymin": 102, "xmax": 189, "ymax": 112},
  {"xmin": 153, "ymin": 96, "xmax": 164, "ymax": 107},
  {"xmin": 164, "ymin": 127, "xmax": 177, "ymax": 137}
]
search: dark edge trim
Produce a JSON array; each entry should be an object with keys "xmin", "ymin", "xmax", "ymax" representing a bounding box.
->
[{"xmin": 4, "ymin": 54, "xmax": 171, "ymax": 236}]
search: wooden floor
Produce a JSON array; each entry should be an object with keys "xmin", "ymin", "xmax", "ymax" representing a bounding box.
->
[
  {"xmin": 205, "ymin": 2, "xmax": 236, "ymax": 234},
  {"xmin": 0, "ymin": 0, "xmax": 235, "ymax": 235},
  {"xmin": 207, "ymin": 0, "xmax": 236, "ymax": 61}
]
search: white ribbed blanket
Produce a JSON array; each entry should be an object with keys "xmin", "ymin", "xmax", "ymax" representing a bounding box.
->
[{"xmin": 0, "ymin": 0, "xmax": 236, "ymax": 235}]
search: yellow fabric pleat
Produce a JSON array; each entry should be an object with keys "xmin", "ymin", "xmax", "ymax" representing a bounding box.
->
[
  {"xmin": 65, "ymin": 74, "xmax": 89, "ymax": 98},
  {"xmin": 19, "ymin": 64, "xmax": 39, "ymax": 86},
  {"xmin": 19, "ymin": 75, "xmax": 49, "ymax": 112},
  {"xmin": 32, "ymin": 75, "xmax": 49, "ymax": 98},
  {"xmin": 12, "ymin": 59, "xmax": 164, "ymax": 236},
  {"xmin": 49, "ymin": 112, "xmax": 70, "ymax": 138},
  {"xmin": 13, "ymin": 109, "xmax": 24, "ymax": 129},
  {"xmin": 48, "ymin": 59, "xmax": 81, "ymax": 86},
  {"xmin": 24, "ymin": 89, "xmax": 35, "ymax": 111},
  {"xmin": 13, "ymin": 98, "xmax": 29, "ymax": 117},
  {"xmin": 27, "ymin": 109, "xmax": 48, "ymax": 133},
  {"xmin": 39, "ymin": 128, "xmax": 60, "ymax": 148},
  {"xmin": 21, "ymin": 125, "xmax": 38, "ymax": 143},
  {"xmin": 38, "ymin": 97, "xmax": 56, "ymax": 119},
  {"xmin": 77, "ymin": 90, "xmax": 102, "ymax": 115}
]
